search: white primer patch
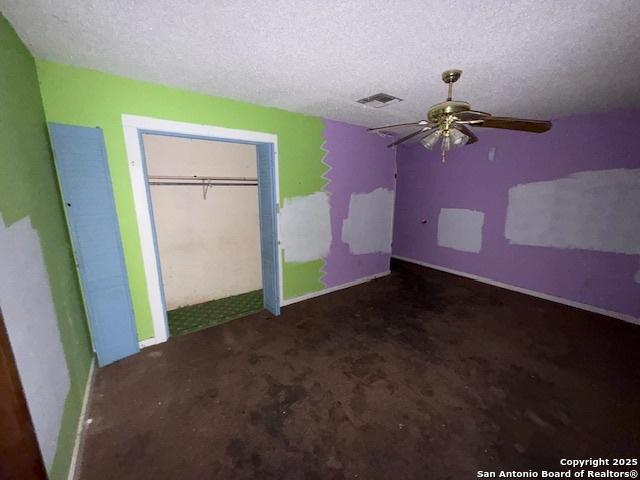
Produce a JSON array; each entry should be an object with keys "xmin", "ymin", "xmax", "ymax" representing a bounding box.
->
[
  {"xmin": 280, "ymin": 192, "xmax": 331, "ymax": 262},
  {"xmin": 0, "ymin": 216, "xmax": 71, "ymax": 468},
  {"xmin": 505, "ymin": 168, "xmax": 640, "ymax": 254},
  {"xmin": 341, "ymin": 188, "xmax": 394, "ymax": 254},
  {"xmin": 437, "ymin": 208, "xmax": 485, "ymax": 253},
  {"xmin": 488, "ymin": 147, "xmax": 496, "ymax": 162}
]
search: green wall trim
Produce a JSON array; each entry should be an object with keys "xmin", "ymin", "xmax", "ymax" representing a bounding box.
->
[
  {"xmin": 36, "ymin": 60, "xmax": 328, "ymax": 338},
  {"xmin": 0, "ymin": 15, "xmax": 93, "ymax": 480}
]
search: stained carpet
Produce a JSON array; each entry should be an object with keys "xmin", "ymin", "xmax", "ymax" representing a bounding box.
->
[
  {"xmin": 167, "ymin": 289, "xmax": 263, "ymax": 336},
  {"xmin": 79, "ymin": 261, "xmax": 640, "ymax": 479}
]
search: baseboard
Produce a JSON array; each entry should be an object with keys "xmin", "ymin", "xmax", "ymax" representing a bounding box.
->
[
  {"xmin": 139, "ymin": 336, "xmax": 165, "ymax": 349},
  {"xmin": 67, "ymin": 358, "xmax": 96, "ymax": 480},
  {"xmin": 281, "ymin": 271, "xmax": 391, "ymax": 307},
  {"xmin": 392, "ymin": 255, "xmax": 640, "ymax": 326}
]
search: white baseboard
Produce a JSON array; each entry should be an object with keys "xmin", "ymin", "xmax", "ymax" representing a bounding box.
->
[
  {"xmin": 139, "ymin": 336, "xmax": 165, "ymax": 349},
  {"xmin": 281, "ymin": 271, "xmax": 391, "ymax": 307},
  {"xmin": 67, "ymin": 358, "xmax": 96, "ymax": 480},
  {"xmin": 392, "ymin": 255, "xmax": 640, "ymax": 326}
]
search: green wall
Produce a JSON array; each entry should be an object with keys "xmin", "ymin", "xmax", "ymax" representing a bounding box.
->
[
  {"xmin": 0, "ymin": 16, "xmax": 93, "ymax": 480},
  {"xmin": 36, "ymin": 60, "xmax": 329, "ymax": 339}
]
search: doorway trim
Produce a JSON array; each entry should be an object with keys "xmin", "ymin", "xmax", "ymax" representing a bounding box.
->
[{"xmin": 122, "ymin": 114, "xmax": 283, "ymax": 347}]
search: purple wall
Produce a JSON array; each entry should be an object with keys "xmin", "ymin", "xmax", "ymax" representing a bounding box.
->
[
  {"xmin": 322, "ymin": 119, "xmax": 396, "ymax": 288},
  {"xmin": 393, "ymin": 109, "xmax": 640, "ymax": 319}
]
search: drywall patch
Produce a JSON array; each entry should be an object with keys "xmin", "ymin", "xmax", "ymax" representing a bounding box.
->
[
  {"xmin": 0, "ymin": 216, "xmax": 70, "ymax": 468},
  {"xmin": 437, "ymin": 208, "xmax": 485, "ymax": 253},
  {"xmin": 341, "ymin": 188, "xmax": 394, "ymax": 254},
  {"xmin": 280, "ymin": 192, "xmax": 331, "ymax": 262},
  {"xmin": 505, "ymin": 168, "xmax": 640, "ymax": 254}
]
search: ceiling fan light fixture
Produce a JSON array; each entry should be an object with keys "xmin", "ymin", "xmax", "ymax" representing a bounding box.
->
[
  {"xmin": 441, "ymin": 135, "xmax": 452, "ymax": 152},
  {"xmin": 420, "ymin": 129, "xmax": 441, "ymax": 150},
  {"xmin": 449, "ymin": 127, "xmax": 469, "ymax": 147}
]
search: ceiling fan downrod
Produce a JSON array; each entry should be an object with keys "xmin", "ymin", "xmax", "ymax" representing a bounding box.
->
[{"xmin": 442, "ymin": 69, "xmax": 462, "ymax": 101}]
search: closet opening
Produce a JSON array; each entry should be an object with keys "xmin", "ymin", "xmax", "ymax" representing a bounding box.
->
[{"xmin": 142, "ymin": 133, "xmax": 267, "ymax": 337}]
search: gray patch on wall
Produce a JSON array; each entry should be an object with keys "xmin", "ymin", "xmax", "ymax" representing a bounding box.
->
[
  {"xmin": 280, "ymin": 191, "xmax": 332, "ymax": 262},
  {"xmin": 488, "ymin": 147, "xmax": 496, "ymax": 162},
  {"xmin": 437, "ymin": 208, "xmax": 485, "ymax": 253},
  {"xmin": 505, "ymin": 168, "xmax": 640, "ymax": 255},
  {"xmin": 342, "ymin": 187, "xmax": 395, "ymax": 254},
  {"xmin": 0, "ymin": 216, "xmax": 70, "ymax": 468}
]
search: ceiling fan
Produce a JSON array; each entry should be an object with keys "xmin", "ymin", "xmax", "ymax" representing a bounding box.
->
[{"xmin": 368, "ymin": 69, "xmax": 552, "ymax": 162}]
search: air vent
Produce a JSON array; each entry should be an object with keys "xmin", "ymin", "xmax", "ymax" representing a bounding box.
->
[{"xmin": 357, "ymin": 93, "xmax": 403, "ymax": 108}]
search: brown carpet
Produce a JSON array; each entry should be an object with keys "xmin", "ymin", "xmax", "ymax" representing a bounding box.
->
[{"xmin": 77, "ymin": 260, "xmax": 640, "ymax": 479}]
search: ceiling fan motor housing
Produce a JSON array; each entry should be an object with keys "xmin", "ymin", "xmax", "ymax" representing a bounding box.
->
[{"xmin": 427, "ymin": 100, "xmax": 470, "ymax": 123}]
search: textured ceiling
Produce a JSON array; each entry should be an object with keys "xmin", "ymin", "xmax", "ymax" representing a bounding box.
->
[{"xmin": 2, "ymin": 1, "xmax": 640, "ymax": 127}]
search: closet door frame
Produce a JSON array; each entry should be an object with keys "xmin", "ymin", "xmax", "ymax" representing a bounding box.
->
[{"xmin": 122, "ymin": 115, "xmax": 282, "ymax": 347}]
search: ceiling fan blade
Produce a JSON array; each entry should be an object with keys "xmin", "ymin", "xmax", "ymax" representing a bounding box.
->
[
  {"xmin": 387, "ymin": 126, "xmax": 434, "ymax": 148},
  {"xmin": 456, "ymin": 124, "xmax": 478, "ymax": 144},
  {"xmin": 478, "ymin": 116, "xmax": 552, "ymax": 133},
  {"xmin": 456, "ymin": 110, "xmax": 491, "ymax": 121},
  {"xmin": 368, "ymin": 120, "xmax": 429, "ymax": 133}
]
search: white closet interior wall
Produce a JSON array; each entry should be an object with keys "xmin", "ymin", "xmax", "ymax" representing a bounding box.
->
[{"xmin": 143, "ymin": 134, "xmax": 262, "ymax": 310}]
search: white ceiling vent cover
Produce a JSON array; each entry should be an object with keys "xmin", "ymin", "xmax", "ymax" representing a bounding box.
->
[{"xmin": 357, "ymin": 93, "xmax": 403, "ymax": 108}]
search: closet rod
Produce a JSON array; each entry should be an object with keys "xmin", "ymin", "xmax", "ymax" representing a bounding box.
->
[
  {"xmin": 148, "ymin": 175, "xmax": 258, "ymax": 182},
  {"xmin": 149, "ymin": 182, "xmax": 257, "ymax": 186}
]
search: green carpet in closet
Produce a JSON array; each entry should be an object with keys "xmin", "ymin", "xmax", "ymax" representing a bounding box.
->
[{"xmin": 168, "ymin": 289, "xmax": 264, "ymax": 337}]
